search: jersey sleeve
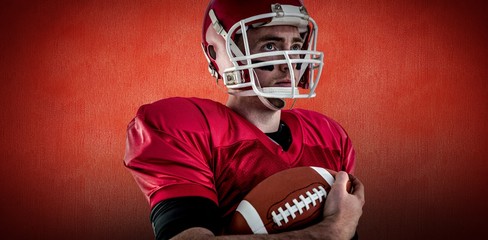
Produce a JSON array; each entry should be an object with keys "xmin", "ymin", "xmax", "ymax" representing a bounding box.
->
[
  {"xmin": 323, "ymin": 115, "xmax": 356, "ymax": 174},
  {"xmin": 317, "ymin": 113, "xmax": 356, "ymax": 174},
  {"xmin": 123, "ymin": 98, "xmax": 217, "ymax": 208},
  {"xmin": 295, "ymin": 109, "xmax": 356, "ymax": 174},
  {"xmin": 337, "ymin": 123, "xmax": 356, "ymax": 174}
]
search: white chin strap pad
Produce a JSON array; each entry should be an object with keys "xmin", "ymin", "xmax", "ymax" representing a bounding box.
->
[
  {"xmin": 230, "ymin": 87, "xmax": 300, "ymax": 97},
  {"xmin": 229, "ymin": 89, "xmax": 285, "ymax": 111}
]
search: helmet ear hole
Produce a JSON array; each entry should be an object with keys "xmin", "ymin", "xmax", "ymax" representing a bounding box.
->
[{"xmin": 207, "ymin": 45, "xmax": 217, "ymax": 60}]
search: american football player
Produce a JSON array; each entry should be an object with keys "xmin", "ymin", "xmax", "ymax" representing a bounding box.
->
[{"xmin": 124, "ymin": 0, "xmax": 365, "ymax": 239}]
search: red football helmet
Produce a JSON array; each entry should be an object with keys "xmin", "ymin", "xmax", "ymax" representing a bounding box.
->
[{"xmin": 201, "ymin": 0, "xmax": 324, "ymax": 102}]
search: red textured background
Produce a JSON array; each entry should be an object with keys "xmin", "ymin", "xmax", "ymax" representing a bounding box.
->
[{"xmin": 1, "ymin": 0, "xmax": 487, "ymax": 239}]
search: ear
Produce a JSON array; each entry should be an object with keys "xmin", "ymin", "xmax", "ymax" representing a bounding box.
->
[
  {"xmin": 208, "ymin": 45, "xmax": 217, "ymax": 60},
  {"xmin": 206, "ymin": 45, "xmax": 220, "ymax": 80},
  {"xmin": 205, "ymin": 25, "xmax": 234, "ymax": 79},
  {"xmin": 201, "ymin": 43, "xmax": 220, "ymax": 80}
]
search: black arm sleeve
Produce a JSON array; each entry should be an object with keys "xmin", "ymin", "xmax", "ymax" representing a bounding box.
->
[{"xmin": 150, "ymin": 196, "xmax": 220, "ymax": 240}]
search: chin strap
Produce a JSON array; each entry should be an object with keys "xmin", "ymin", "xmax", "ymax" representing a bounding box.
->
[
  {"xmin": 227, "ymin": 89, "xmax": 285, "ymax": 110},
  {"xmin": 209, "ymin": 9, "xmax": 246, "ymax": 59},
  {"xmin": 230, "ymin": 87, "xmax": 299, "ymax": 96},
  {"xmin": 259, "ymin": 96, "xmax": 284, "ymax": 111}
]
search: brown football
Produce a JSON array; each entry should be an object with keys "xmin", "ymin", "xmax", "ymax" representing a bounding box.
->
[{"xmin": 227, "ymin": 166, "xmax": 350, "ymax": 235}]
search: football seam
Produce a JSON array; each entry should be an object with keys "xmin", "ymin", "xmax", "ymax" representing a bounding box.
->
[{"xmin": 270, "ymin": 185, "xmax": 327, "ymax": 227}]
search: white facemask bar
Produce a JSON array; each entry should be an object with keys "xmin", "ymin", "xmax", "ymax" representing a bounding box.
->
[{"xmin": 225, "ymin": 49, "xmax": 323, "ymax": 99}]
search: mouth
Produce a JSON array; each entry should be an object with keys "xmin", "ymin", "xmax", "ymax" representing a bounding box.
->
[{"xmin": 274, "ymin": 80, "xmax": 292, "ymax": 87}]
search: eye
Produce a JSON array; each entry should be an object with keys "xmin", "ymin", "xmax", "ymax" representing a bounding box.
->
[
  {"xmin": 291, "ymin": 43, "xmax": 303, "ymax": 51},
  {"xmin": 263, "ymin": 43, "xmax": 277, "ymax": 51}
]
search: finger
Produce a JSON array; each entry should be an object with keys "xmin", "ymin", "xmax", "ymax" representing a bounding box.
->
[{"xmin": 350, "ymin": 176, "xmax": 365, "ymax": 203}]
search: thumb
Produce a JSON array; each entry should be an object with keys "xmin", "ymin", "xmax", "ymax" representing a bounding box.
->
[{"xmin": 333, "ymin": 171, "xmax": 349, "ymax": 189}]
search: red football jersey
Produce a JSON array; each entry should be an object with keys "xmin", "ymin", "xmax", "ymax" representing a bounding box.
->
[{"xmin": 124, "ymin": 97, "xmax": 355, "ymax": 219}]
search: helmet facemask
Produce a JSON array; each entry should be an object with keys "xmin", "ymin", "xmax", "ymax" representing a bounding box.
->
[{"xmin": 207, "ymin": 3, "xmax": 324, "ymax": 109}]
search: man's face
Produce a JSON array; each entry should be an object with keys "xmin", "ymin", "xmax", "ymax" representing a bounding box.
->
[{"xmin": 240, "ymin": 25, "xmax": 304, "ymax": 88}]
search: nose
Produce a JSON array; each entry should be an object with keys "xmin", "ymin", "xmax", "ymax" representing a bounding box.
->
[
  {"xmin": 278, "ymin": 61, "xmax": 289, "ymax": 72},
  {"xmin": 278, "ymin": 44, "xmax": 301, "ymax": 71},
  {"xmin": 278, "ymin": 55, "xmax": 301, "ymax": 72}
]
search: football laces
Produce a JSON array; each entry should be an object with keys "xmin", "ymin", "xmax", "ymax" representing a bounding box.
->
[{"xmin": 271, "ymin": 186, "xmax": 327, "ymax": 227}]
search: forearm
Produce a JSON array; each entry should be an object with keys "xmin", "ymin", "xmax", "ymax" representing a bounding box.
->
[
  {"xmin": 171, "ymin": 172, "xmax": 364, "ymax": 240},
  {"xmin": 171, "ymin": 224, "xmax": 348, "ymax": 240}
]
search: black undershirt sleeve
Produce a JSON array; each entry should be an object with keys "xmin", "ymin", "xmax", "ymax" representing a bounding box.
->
[{"xmin": 150, "ymin": 196, "xmax": 220, "ymax": 240}]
